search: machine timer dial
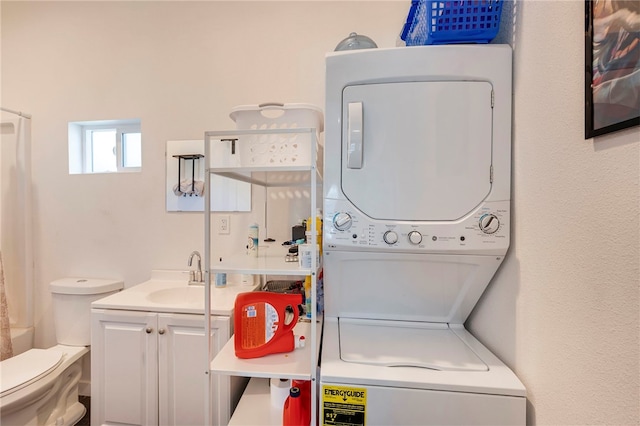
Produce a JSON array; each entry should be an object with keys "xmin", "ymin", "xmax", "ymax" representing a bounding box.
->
[
  {"xmin": 383, "ymin": 230, "xmax": 398, "ymax": 245},
  {"xmin": 479, "ymin": 214, "xmax": 500, "ymax": 234},
  {"xmin": 408, "ymin": 231, "xmax": 423, "ymax": 245},
  {"xmin": 333, "ymin": 212, "xmax": 353, "ymax": 231}
]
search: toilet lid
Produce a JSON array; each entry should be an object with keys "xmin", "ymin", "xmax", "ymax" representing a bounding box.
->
[{"xmin": 0, "ymin": 349, "xmax": 63, "ymax": 396}]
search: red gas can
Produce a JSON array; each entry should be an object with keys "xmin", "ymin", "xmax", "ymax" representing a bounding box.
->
[{"xmin": 234, "ymin": 292, "xmax": 301, "ymax": 359}]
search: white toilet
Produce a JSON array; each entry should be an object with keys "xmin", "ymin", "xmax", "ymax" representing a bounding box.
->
[{"xmin": 1, "ymin": 277, "xmax": 123, "ymax": 426}]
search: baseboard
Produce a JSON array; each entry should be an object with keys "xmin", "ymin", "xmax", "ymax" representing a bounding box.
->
[{"xmin": 79, "ymin": 379, "xmax": 91, "ymax": 397}]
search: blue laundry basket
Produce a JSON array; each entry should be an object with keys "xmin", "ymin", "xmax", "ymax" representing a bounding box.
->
[{"xmin": 401, "ymin": 0, "xmax": 504, "ymax": 45}]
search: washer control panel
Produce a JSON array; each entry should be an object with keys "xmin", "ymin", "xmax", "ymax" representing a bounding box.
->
[
  {"xmin": 478, "ymin": 213, "xmax": 500, "ymax": 234},
  {"xmin": 324, "ymin": 199, "xmax": 509, "ymax": 254}
]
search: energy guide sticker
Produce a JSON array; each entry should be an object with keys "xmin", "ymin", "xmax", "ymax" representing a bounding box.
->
[{"xmin": 322, "ymin": 385, "xmax": 366, "ymax": 426}]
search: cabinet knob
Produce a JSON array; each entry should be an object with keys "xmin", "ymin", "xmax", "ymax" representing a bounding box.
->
[
  {"xmin": 158, "ymin": 328, "xmax": 165, "ymax": 335},
  {"xmin": 145, "ymin": 327, "xmax": 153, "ymax": 334}
]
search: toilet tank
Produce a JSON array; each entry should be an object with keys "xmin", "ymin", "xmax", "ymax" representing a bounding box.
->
[{"xmin": 50, "ymin": 278, "xmax": 124, "ymax": 346}]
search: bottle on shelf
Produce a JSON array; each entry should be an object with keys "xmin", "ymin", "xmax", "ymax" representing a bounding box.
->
[
  {"xmin": 303, "ymin": 276, "xmax": 312, "ymax": 319},
  {"xmin": 299, "ymin": 209, "xmax": 322, "ymax": 271},
  {"xmin": 233, "ymin": 292, "xmax": 301, "ymax": 359},
  {"xmin": 282, "ymin": 383, "xmax": 311, "ymax": 426},
  {"xmin": 302, "ymin": 271, "xmax": 324, "ymax": 319},
  {"xmin": 306, "ymin": 209, "xmax": 323, "ymax": 255},
  {"xmin": 215, "ymin": 257, "xmax": 227, "ymax": 288},
  {"xmin": 248, "ymin": 223, "xmax": 259, "ymax": 257}
]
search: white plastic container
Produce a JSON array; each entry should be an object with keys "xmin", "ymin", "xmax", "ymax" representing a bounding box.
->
[
  {"xmin": 215, "ymin": 273, "xmax": 227, "ymax": 288},
  {"xmin": 50, "ymin": 277, "xmax": 123, "ymax": 346},
  {"xmin": 298, "ymin": 244, "xmax": 320, "ymax": 269},
  {"xmin": 215, "ymin": 257, "xmax": 227, "ymax": 287},
  {"xmin": 229, "ymin": 103, "xmax": 324, "ymax": 168}
]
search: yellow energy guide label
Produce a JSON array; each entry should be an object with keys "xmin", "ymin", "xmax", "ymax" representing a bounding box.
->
[{"xmin": 322, "ymin": 385, "xmax": 366, "ymax": 426}]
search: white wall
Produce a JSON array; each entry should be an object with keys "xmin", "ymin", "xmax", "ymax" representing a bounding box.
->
[
  {"xmin": 0, "ymin": 0, "xmax": 408, "ymax": 346},
  {"xmin": 1, "ymin": 1, "xmax": 638, "ymax": 424},
  {"xmin": 467, "ymin": 1, "xmax": 639, "ymax": 425}
]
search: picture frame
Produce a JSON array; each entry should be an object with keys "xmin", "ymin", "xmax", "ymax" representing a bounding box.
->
[{"xmin": 585, "ymin": 0, "xmax": 640, "ymax": 139}]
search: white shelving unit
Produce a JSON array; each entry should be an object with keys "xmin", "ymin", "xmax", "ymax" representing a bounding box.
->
[
  {"xmin": 208, "ymin": 246, "xmax": 315, "ymax": 276},
  {"xmin": 226, "ymin": 378, "xmax": 281, "ymax": 426},
  {"xmin": 212, "ymin": 321, "xmax": 322, "ymax": 380},
  {"xmin": 204, "ymin": 128, "xmax": 321, "ymax": 425}
]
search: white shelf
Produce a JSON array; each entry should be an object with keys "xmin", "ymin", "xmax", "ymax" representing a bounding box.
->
[
  {"xmin": 228, "ymin": 377, "xmax": 280, "ymax": 426},
  {"xmin": 211, "ymin": 320, "xmax": 322, "ymax": 380},
  {"xmin": 211, "ymin": 243, "xmax": 317, "ymax": 276},
  {"xmin": 210, "ymin": 169, "xmax": 320, "ymax": 188}
]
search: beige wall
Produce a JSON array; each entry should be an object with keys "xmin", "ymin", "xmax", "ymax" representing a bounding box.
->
[{"xmin": 1, "ymin": 1, "xmax": 638, "ymax": 424}]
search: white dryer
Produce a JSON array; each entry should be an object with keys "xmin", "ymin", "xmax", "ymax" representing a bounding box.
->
[{"xmin": 320, "ymin": 45, "xmax": 526, "ymax": 425}]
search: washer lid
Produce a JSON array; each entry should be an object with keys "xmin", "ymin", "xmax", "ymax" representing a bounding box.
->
[
  {"xmin": 339, "ymin": 318, "xmax": 487, "ymax": 372},
  {"xmin": 0, "ymin": 349, "xmax": 63, "ymax": 396},
  {"xmin": 50, "ymin": 277, "xmax": 124, "ymax": 295}
]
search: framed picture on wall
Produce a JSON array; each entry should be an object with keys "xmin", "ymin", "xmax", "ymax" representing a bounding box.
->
[{"xmin": 585, "ymin": 0, "xmax": 640, "ymax": 139}]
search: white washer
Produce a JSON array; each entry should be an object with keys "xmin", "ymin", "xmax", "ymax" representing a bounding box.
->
[{"xmin": 321, "ymin": 45, "xmax": 525, "ymax": 425}]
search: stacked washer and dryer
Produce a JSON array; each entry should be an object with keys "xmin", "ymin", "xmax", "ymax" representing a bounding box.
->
[{"xmin": 320, "ymin": 45, "xmax": 526, "ymax": 425}]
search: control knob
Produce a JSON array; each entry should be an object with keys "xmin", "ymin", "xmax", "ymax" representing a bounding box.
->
[
  {"xmin": 383, "ymin": 230, "xmax": 398, "ymax": 245},
  {"xmin": 333, "ymin": 212, "xmax": 353, "ymax": 231},
  {"xmin": 408, "ymin": 231, "xmax": 422, "ymax": 245},
  {"xmin": 479, "ymin": 214, "xmax": 500, "ymax": 234}
]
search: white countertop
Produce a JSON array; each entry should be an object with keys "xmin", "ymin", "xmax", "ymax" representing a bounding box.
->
[{"xmin": 91, "ymin": 270, "xmax": 259, "ymax": 316}]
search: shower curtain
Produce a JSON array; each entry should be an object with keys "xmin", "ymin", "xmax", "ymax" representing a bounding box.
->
[
  {"xmin": 0, "ymin": 251, "xmax": 13, "ymax": 360},
  {"xmin": 0, "ymin": 111, "xmax": 31, "ymax": 360}
]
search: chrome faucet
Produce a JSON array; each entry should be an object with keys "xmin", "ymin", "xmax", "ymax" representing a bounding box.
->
[{"xmin": 188, "ymin": 250, "xmax": 204, "ymax": 285}]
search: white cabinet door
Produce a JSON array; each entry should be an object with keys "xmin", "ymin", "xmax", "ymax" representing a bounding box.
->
[
  {"xmin": 91, "ymin": 309, "xmax": 159, "ymax": 426},
  {"xmin": 158, "ymin": 313, "xmax": 230, "ymax": 426}
]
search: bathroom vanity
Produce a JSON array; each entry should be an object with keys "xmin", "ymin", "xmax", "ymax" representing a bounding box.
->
[{"xmin": 90, "ymin": 270, "xmax": 257, "ymax": 426}]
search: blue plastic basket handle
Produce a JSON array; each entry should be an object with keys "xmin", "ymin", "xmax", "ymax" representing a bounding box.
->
[{"xmin": 400, "ymin": 0, "xmax": 420, "ymax": 42}]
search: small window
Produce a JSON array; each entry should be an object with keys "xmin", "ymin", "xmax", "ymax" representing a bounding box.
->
[{"xmin": 68, "ymin": 119, "xmax": 141, "ymax": 174}]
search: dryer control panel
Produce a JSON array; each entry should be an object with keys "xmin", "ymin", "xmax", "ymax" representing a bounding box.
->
[{"xmin": 324, "ymin": 199, "xmax": 510, "ymax": 255}]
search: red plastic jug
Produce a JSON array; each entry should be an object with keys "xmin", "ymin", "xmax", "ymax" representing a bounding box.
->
[
  {"xmin": 234, "ymin": 292, "xmax": 301, "ymax": 359},
  {"xmin": 283, "ymin": 386, "xmax": 311, "ymax": 426},
  {"xmin": 292, "ymin": 380, "xmax": 311, "ymax": 422}
]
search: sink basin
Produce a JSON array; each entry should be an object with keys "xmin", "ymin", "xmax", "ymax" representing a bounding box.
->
[
  {"xmin": 92, "ymin": 270, "xmax": 259, "ymax": 315},
  {"xmin": 146, "ymin": 286, "xmax": 204, "ymax": 305}
]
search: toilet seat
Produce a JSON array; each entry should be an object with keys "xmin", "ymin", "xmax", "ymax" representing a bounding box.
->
[{"xmin": 0, "ymin": 349, "xmax": 63, "ymax": 397}]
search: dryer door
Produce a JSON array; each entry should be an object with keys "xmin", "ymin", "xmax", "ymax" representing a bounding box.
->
[{"xmin": 341, "ymin": 81, "xmax": 493, "ymax": 221}]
